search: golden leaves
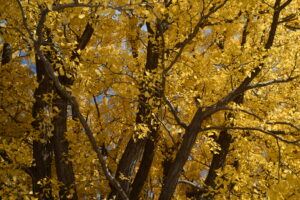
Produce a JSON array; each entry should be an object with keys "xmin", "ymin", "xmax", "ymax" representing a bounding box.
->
[
  {"xmin": 78, "ymin": 14, "xmax": 86, "ymax": 19},
  {"xmin": 1, "ymin": 0, "xmax": 300, "ymax": 199}
]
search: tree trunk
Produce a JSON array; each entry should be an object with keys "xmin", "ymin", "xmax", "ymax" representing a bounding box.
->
[
  {"xmin": 31, "ymin": 56, "xmax": 54, "ymax": 200},
  {"xmin": 51, "ymin": 96, "xmax": 78, "ymax": 200}
]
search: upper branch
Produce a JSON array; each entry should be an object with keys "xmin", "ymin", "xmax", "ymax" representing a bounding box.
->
[
  {"xmin": 245, "ymin": 76, "xmax": 299, "ymax": 90},
  {"xmin": 163, "ymin": 95, "xmax": 188, "ymax": 129},
  {"xmin": 200, "ymin": 126, "xmax": 300, "ymax": 146}
]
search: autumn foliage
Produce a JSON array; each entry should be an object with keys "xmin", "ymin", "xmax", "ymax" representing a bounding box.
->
[{"xmin": 1, "ymin": 0, "xmax": 300, "ymax": 199}]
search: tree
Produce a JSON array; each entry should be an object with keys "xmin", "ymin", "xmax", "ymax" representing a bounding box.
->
[{"xmin": 1, "ymin": 0, "xmax": 300, "ymax": 199}]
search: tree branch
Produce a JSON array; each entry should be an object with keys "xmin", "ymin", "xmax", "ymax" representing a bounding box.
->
[
  {"xmin": 163, "ymin": 0, "xmax": 229, "ymax": 74},
  {"xmin": 178, "ymin": 180, "xmax": 201, "ymax": 189},
  {"xmin": 218, "ymin": 107, "xmax": 300, "ymax": 132},
  {"xmin": 200, "ymin": 126, "xmax": 300, "ymax": 146},
  {"xmin": 245, "ymin": 76, "xmax": 299, "ymax": 90},
  {"xmin": 0, "ymin": 149, "xmax": 33, "ymax": 177},
  {"xmin": 162, "ymin": 95, "xmax": 188, "ymax": 129}
]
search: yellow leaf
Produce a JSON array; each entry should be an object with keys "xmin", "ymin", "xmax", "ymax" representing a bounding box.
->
[{"xmin": 78, "ymin": 14, "xmax": 85, "ymax": 19}]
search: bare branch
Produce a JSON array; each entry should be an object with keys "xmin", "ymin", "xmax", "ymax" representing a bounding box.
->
[
  {"xmin": 51, "ymin": 2, "xmax": 161, "ymax": 12},
  {"xmin": 164, "ymin": 0, "xmax": 229, "ymax": 73},
  {"xmin": 200, "ymin": 126, "xmax": 300, "ymax": 146},
  {"xmin": 218, "ymin": 107, "xmax": 300, "ymax": 131},
  {"xmin": 0, "ymin": 149, "xmax": 33, "ymax": 177},
  {"xmin": 278, "ymin": 0, "xmax": 293, "ymax": 11},
  {"xmin": 245, "ymin": 76, "xmax": 299, "ymax": 90},
  {"xmin": 16, "ymin": 0, "xmax": 35, "ymax": 42},
  {"xmin": 276, "ymin": 138, "xmax": 281, "ymax": 181},
  {"xmin": 268, "ymin": 121, "xmax": 300, "ymax": 131},
  {"xmin": 178, "ymin": 180, "xmax": 201, "ymax": 189},
  {"xmin": 162, "ymin": 95, "xmax": 188, "ymax": 129},
  {"xmin": 153, "ymin": 113, "xmax": 176, "ymax": 145}
]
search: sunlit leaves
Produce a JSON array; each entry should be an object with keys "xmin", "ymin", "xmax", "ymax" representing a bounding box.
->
[{"xmin": 1, "ymin": 0, "xmax": 300, "ymax": 199}]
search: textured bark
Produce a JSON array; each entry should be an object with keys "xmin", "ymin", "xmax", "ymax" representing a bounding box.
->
[
  {"xmin": 186, "ymin": 130, "xmax": 232, "ymax": 200},
  {"xmin": 159, "ymin": 112, "xmax": 202, "ymax": 200},
  {"xmin": 30, "ymin": 23, "xmax": 93, "ymax": 199}
]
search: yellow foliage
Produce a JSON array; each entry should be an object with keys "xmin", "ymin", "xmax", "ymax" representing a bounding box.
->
[{"xmin": 1, "ymin": 0, "xmax": 300, "ymax": 199}]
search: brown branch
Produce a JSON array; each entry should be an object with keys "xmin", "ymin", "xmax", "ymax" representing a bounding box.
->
[
  {"xmin": 276, "ymin": 138, "xmax": 281, "ymax": 182},
  {"xmin": 245, "ymin": 76, "xmax": 299, "ymax": 90},
  {"xmin": 218, "ymin": 107, "xmax": 300, "ymax": 131},
  {"xmin": 0, "ymin": 149, "xmax": 33, "ymax": 177},
  {"xmin": 50, "ymin": 2, "xmax": 163, "ymax": 12},
  {"xmin": 164, "ymin": 0, "xmax": 229, "ymax": 74},
  {"xmin": 178, "ymin": 180, "xmax": 201, "ymax": 189},
  {"xmin": 278, "ymin": 0, "xmax": 293, "ymax": 11},
  {"xmin": 1, "ymin": 43, "xmax": 12, "ymax": 65},
  {"xmin": 200, "ymin": 126, "xmax": 300, "ymax": 146}
]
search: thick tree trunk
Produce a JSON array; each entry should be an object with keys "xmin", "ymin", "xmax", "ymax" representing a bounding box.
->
[
  {"xmin": 31, "ymin": 57, "xmax": 54, "ymax": 200},
  {"xmin": 129, "ymin": 133, "xmax": 158, "ymax": 200},
  {"xmin": 52, "ymin": 96, "xmax": 78, "ymax": 200}
]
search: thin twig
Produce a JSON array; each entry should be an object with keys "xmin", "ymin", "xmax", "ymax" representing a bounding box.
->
[
  {"xmin": 162, "ymin": 95, "xmax": 188, "ymax": 129},
  {"xmin": 200, "ymin": 126, "xmax": 300, "ymax": 146},
  {"xmin": 218, "ymin": 107, "xmax": 300, "ymax": 131},
  {"xmin": 178, "ymin": 180, "xmax": 201, "ymax": 189},
  {"xmin": 246, "ymin": 76, "xmax": 299, "ymax": 90},
  {"xmin": 276, "ymin": 138, "xmax": 281, "ymax": 182}
]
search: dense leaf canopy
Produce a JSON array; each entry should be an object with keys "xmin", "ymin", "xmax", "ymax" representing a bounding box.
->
[{"xmin": 1, "ymin": 0, "xmax": 300, "ymax": 199}]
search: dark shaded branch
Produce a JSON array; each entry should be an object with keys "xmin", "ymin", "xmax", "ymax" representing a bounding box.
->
[
  {"xmin": 164, "ymin": 0, "xmax": 229, "ymax": 74},
  {"xmin": 129, "ymin": 132, "xmax": 158, "ymax": 200},
  {"xmin": 178, "ymin": 180, "xmax": 201, "ymax": 189},
  {"xmin": 203, "ymin": 130, "xmax": 232, "ymax": 194},
  {"xmin": 245, "ymin": 76, "xmax": 299, "ymax": 90},
  {"xmin": 0, "ymin": 149, "xmax": 33, "ymax": 177},
  {"xmin": 278, "ymin": 0, "xmax": 293, "ymax": 11},
  {"xmin": 0, "ymin": 149, "xmax": 13, "ymax": 164},
  {"xmin": 200, "ymin": 126, "xmax": 300, "ymax": 146},
  {"xmin": 240, "ymin": 17, "xmax": 250, "ymax": 49},
  {"xmin": 217, "ymin": 107, "xmax": 300, "ymax": 132},
  {"xmin": 1, "ymin": 43, "xmax": 12, "ymax": 65}
]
